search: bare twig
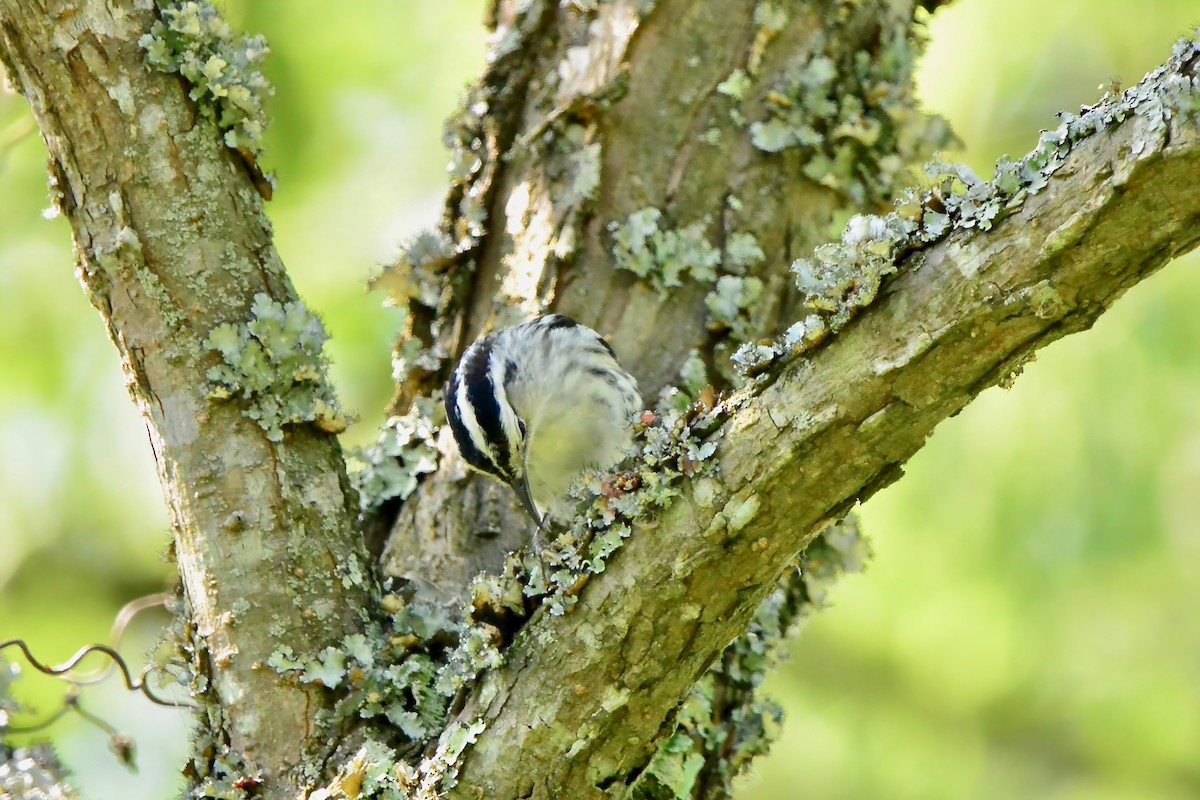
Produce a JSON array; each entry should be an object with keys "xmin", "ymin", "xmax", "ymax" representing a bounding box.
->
[
  {"xmin": 65, "ymin": 592, "xmax": 169, "ymax": 686},
  {"xmin": 0, "ymin": 638, "xmax": 192, "ymax": 709}
]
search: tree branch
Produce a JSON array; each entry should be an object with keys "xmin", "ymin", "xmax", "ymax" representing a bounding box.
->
[
  {"xmin": 7, "ymin": 0, "xmax": 1198, "ymax": 796},
  {"xmin": 380, "ymin": 0, "xmax": 949, "ymax": 610},
  {"xmin": 443, "ymin": 38, "xmax": 1200, "ymax": 799},
  {"xmin": 0, "ymin": 2, "xmax": 372, "ymax": 793}
]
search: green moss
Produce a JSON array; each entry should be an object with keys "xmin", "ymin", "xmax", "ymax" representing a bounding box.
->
[
  {"xmin": 139, "ymin": 1, "xmax": 273, "ymax": 158},
  {"xmin": 204, "ymin": 293, "xmax": 351, "ymax": 442}
]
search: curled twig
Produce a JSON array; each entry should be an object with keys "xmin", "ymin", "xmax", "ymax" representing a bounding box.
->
[
  {"xmin": 0, "ymin": 638, "xmax": 192, "ymax": 709},
  {"xmin": 0, "ymin": 589, "xmax": 195, "ymax": 753},
  {"xmin": 1, "ymin": 593, "xmax": 193, "ymax": 773},
  {"xmin": 66, "ymin": 592, "xmax": 171, "ymax": 685}
]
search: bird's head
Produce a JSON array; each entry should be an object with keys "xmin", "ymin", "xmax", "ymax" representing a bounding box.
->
[
  {"xmin": 444, "ymin": 313, "xmax": 639, "ymax": 531},
  {"xmin": 445, "ymin": 337, "xmax": 543, "ymax": 526}
]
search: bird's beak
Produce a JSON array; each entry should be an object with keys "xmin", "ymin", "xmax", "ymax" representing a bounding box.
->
[{"xmin": 512, "ymin": 476, "xmax": 545, "ymax": 529}]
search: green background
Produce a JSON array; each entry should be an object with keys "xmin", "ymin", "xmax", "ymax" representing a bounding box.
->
[{"xmin": 1, "ymin": 2, "xmax": 1197, "ymax": 798}]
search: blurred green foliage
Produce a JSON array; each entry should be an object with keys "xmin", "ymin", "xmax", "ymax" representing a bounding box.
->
[
  {"xmin": 743, "ymin": 2, "xmax": 1200, "ymax": 799},
  {"xmin": 0, "ymin": 1, "xmax": 1197, "ymax": 797}
]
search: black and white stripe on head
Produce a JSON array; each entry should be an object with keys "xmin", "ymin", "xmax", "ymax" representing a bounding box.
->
[
  {"xmin": 538, "ymin": 314, "xmax": 579, "ymax": 331},
  {"xmin": 445, "ymin": 334, "xmax": 518, "ymax": 482},
  {"xmin": 445, "ymin": 313, "xmax": 642, "ymax": 516}
]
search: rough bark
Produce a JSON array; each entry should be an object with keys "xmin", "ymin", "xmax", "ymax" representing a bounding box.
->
[
  {"xmin": 0, "ymin": 2, "xmax": 372, "ymax": 794},
  {"xmin": 440, "ymin": 52, "xmax": 1200, "ymax": 797},
  {"xmin": 3, "ymin": 1, "xmax": 1199, "ymax": 799},
  {"xmin": 382, "ymin": 0, "xmax": 948, "ymax": 607}
]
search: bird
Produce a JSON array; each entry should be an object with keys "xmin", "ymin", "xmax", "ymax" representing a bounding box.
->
[{"xmin": 444, "ymin": 314, "xmax": 642, "ymax": 527}]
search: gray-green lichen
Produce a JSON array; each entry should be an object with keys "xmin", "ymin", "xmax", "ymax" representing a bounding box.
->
[
  {"xmin": 725, "ymin": 231, "xmax": 765, "ymax": 271},
  {"xmin": 351, "ymin": 398, "xmax": 443, "ymax": 513},
  {"xmin": 1, "ymin": 744, "xmax": 79, "ymax": 800},
  {"xmin": 563, "ymin": 128, "xmax": 603, "ymax": 205},
  {"xmin": 729, "ymin": 208, "xmax": 903, "ymax": 375},
  {"xmin": 139, "ymin": 1, "xmax": 272, "ymax": 156},
  {"xmin": 186, "ymin": 708, "xmax": 256, "ymax": 800},
  {"xmin": 611, "ymin": 209, "xmax": 770, "ymax": 344},
  {"xmin": 468, "ymin": 397, "xmax": 725, "ymax": 620},
  {"xmin": 632, "ymin": 517, "xmax": 870, "ymax": 800},
  {"xmin": 792, "ymin": 212, "xmax": 908, "ymax": 322},
  {"xmin": 677, "ymin": 350, "xmax": 709, "ymax": 400},
  {"xmin": 150, "ymin": 593, "xmax": 206, "ymax": 702},
  {"xmin": 705, "ymin": 275, "xmax": 764, "ymax": 340},
  {"xmin": 265, "ymin": 586, "xmax": 498, "ymax": 757},
  {"xmin": 716, "ymin": 69, "xmax": 751, "ymax": 102},
  {"xmin": 311, "ymin": 739, "xmax": 398, "ymax": 800},
  {"xmin": 250, "ymin": 30, "xmax": 1200, "ymax": 798},
  {"xmin": 370, "ymin": 229, "xmax": 460, "ymax": 397},
  {"xmin": 313, "ymin": 734, "xmax": 488, "ymax": 800},
  {"xmin": 610, "ymin": 208, "xmax": 720, "ymax": 293},
  {"xmin": 269, "ymin": 604, "xmax": 492, "ymax": 800},
  {"xmin": 442, "ymin": 84, "xmax": 491, "ymax": 247},
  {"xmin": 733, "ymin": 31, "xmax": 1200, "ymax": 378},
  {"xmin": 205, "ymin": 293, "xmax": 350, "ymax": 442},
  {"xmin": 343, "ymin": 390, "xmax": 714, "ymax": 791},
  {"xmin": 374, "ymin": 231, "xmax": 457, "ymax": 311},
  {"xmin": 733, "ymin": 11, "xmax": 954, "ymax": 208},
  {"xmin": 0, "ymin": 664, "xmax": 78, "ymax": 797},
  {"xmin": 704, "ymin": 228, "xmax": 766, "ymax": 340}
]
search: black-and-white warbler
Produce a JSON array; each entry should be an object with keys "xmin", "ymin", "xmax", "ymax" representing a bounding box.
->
[{"xmin": 444, "ymin": 314, "xmax": 642, "ymax": 526}]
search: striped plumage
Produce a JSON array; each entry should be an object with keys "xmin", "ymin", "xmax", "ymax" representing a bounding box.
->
[{"xmin": 444, "ymin": 314, "xmax": 642, "ymax": 525}]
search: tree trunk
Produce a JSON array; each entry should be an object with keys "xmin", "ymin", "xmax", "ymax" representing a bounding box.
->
[{"xmin": 2, "ymin": 1, "xmax": 1198, "ymax": 798}]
